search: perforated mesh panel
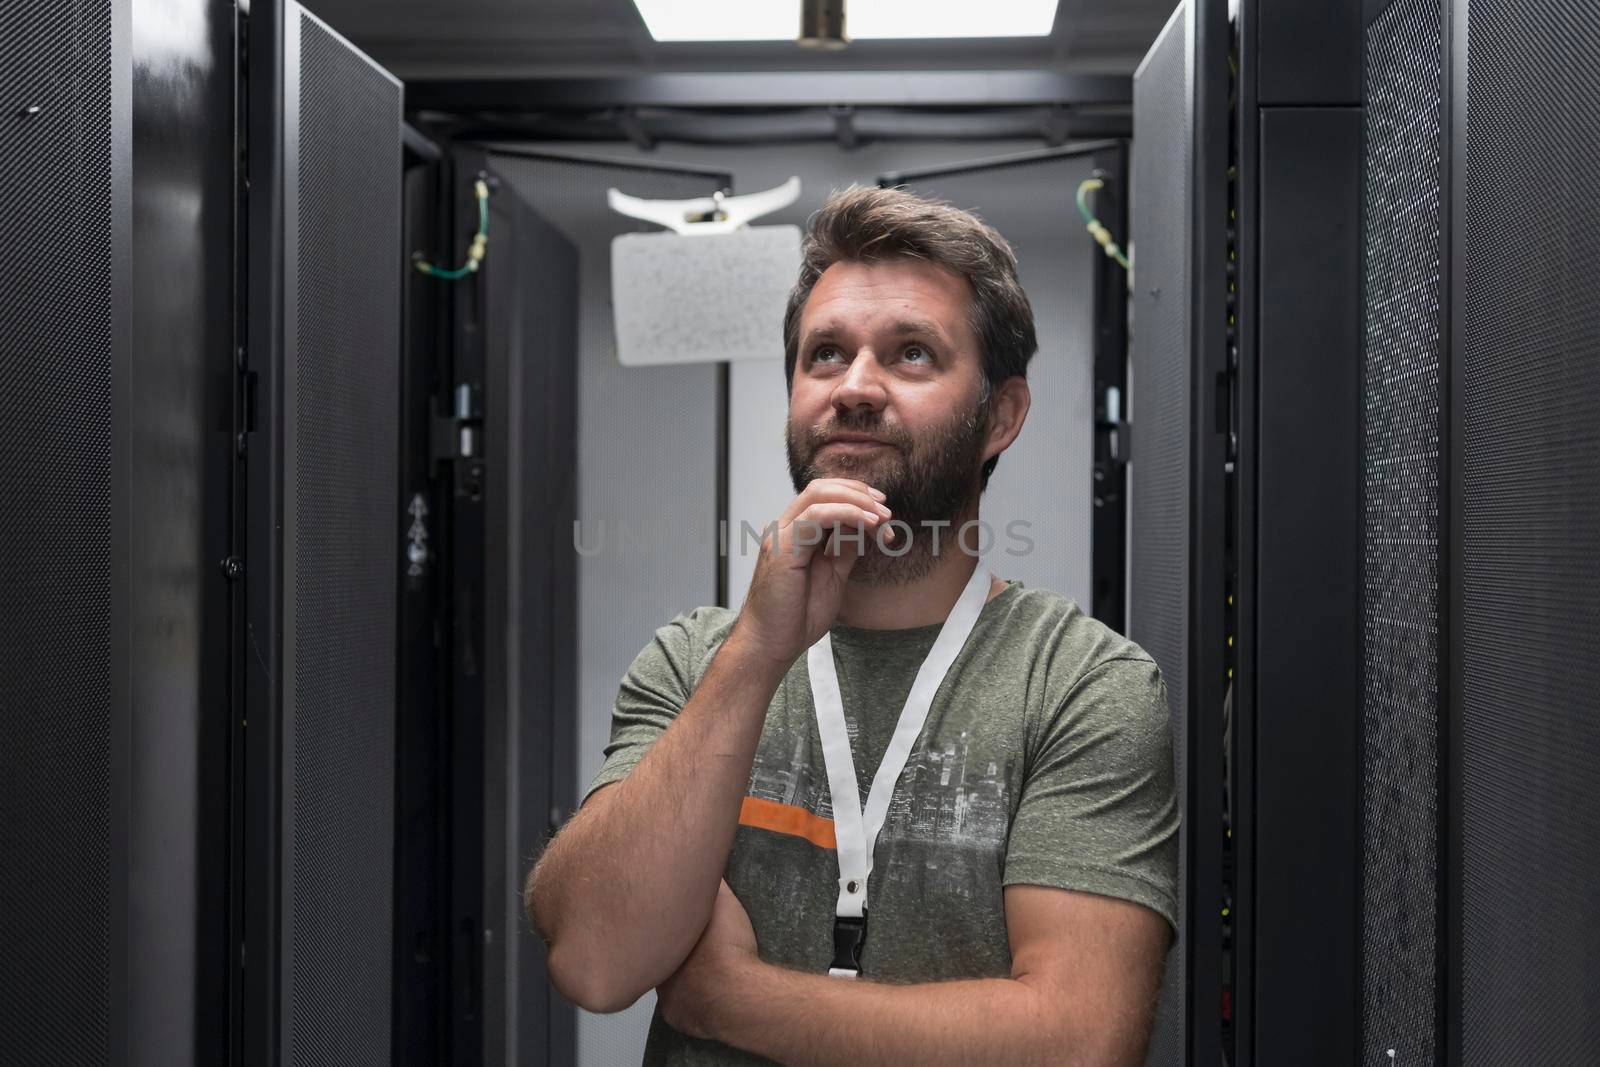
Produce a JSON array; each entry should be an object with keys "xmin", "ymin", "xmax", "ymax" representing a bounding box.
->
[
  {"xmin": 1461, "ymin": 1, "xmax": 1600, "ymax": 1061},
  {"xmin": 1130, "ymin": 11, "xmax": 1190, "ymax": 1064},
  {"xmin": 0, "ymin": 0, "xmax": 114, "ymax": 1062},
  {"xmin": 287, "ymin": 12, "xmax": 400, "ymax": 1066},
  {"xmin": 1360, "ymin": 0, "xmax": 1443, "ymax": 1059}
]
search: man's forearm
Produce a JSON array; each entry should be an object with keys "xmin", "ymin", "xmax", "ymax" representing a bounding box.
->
[
  {"xmin": 530, "ymin": 622, "xmax": 790, "ymax": 1010},
  {"xmin": 709, "ymin": 963, "xmax": 1095, "ymax": 1067}
]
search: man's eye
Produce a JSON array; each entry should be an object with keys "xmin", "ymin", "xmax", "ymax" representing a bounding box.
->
[
  {"xmin": 813, "ymin": 346, "xmax": 841, "ymax": 364},
  {"xmin": 904, "ymin": 345, "xmax": 932, "ymax": 363}
]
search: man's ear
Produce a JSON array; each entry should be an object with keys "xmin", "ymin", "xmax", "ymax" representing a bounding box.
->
[{"xmin": 982, "ymin": 376, "xmax": 1031, "ymax": 466}]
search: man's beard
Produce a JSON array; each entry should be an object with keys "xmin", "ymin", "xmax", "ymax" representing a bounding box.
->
[{"xmin": 785, "ymin": 393, "xmax": 990, "ymax": 586}]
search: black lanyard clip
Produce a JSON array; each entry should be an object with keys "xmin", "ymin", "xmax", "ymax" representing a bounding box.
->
[{"xmin": 830, "ymin": 913, "xmax": 868, "ymax": 976}]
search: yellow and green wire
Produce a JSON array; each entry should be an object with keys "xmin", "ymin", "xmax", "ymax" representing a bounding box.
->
[
  {"xmin": 413, "ymin": 178, "xmax": 490, "ymax": 280},
  {"xmin": 1076, "ymin": 178, "xmax": 1131, "ymax": 273}
]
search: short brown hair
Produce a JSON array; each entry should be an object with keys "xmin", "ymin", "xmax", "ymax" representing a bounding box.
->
[{"xmin": 782, "ymin": 185, "xmax": 1038, "ymax": 487}]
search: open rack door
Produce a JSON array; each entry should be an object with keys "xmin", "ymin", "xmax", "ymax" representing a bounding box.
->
[
  {"xmin": 429, "ymin": 148, "xmax": 733, "ymax": 1067},
  {"xmin": 427, "ymin": 145, "xmax": 583, "ymax": 1067},
  {"xmin": 238, "ymin": 2, "xmax": 403, "ymax": 1064},
  {"xmin": 1129, "ymin": 1, "xmax": 1231, "ymax": 1065},
  {"xmin": 877, "ymin": 141, "xmax": 1130, "ymax": 632}
]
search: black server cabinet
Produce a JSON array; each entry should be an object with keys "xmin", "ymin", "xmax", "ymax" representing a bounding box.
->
[
  {"xmin": 1247, "ymin": 0, "xmax": 1600, "ymax": 1061},
  {"xmin": 2, "ymin": 0, "xmax": 238, "ymax": 1063},
  {"xmin": 239, "ymin": 2, "xmax": 403, "ymax": 1064},
  {"xmin": 1358, "ymin": 0, "xmax": 1600, "ymax": 1060},
  {"xmin": 1137, "ymin": 0, "xmax": 1600, "ymax": 1062},
  {"xmin": 1128, "ymin": 1, "xmax": 1230, "ymax": 1064},
  {"xmin": 438, "ymin": 146, "xmax": 582, "ymax": 1067},
  {"xmin": 1135, "ymin": 0, "xmax": 1372, "ymax": 1061}
]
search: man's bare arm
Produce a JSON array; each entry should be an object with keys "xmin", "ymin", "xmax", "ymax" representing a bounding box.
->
[
  {"xmin": 525, "ymin": 623, "xmax": 790, "ymax": 1012},
  {"xmin": 526, "ymin": 477, "xmax": 891, "ymax": 1013},
  {"xmin": 662, "ymin": 884, "xmax": 1171, "ymax": 1067}
]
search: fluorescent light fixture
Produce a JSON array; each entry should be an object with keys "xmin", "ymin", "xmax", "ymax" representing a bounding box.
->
[
  {"xmin": 632, "ymin": 1, "xmax": 794, "ymax": 42},
  {"xmin": 849, "ymin": 0, "xmax": 1059, "ymax": 38},
  {"xmin": 631, "ymin": 0, "xmax": 1060, "ymax": 42}
]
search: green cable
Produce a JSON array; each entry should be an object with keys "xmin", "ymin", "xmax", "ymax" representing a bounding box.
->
[
  {"xmin": 1076, "ymin": 178, "xmax": 1132, "ymax": 272},
  {"xmin": 413, "ymin": 178, "xmax": 490, "ymax": 280}
]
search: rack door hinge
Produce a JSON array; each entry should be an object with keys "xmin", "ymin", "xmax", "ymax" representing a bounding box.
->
[
  {"xmin": 432, "ymin": 382, "xmax": 482, "ymax": 464},
  {"xmin": 433, "ymin": 382, "xmax": 485, "ymax": 501}
]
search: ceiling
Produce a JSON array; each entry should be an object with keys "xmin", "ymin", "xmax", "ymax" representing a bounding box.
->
[{"xmin": 306, "ymin": 0, "xmax": 1180, "ymax": 81}]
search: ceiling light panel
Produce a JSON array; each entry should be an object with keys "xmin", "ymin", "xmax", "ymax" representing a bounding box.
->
[{"xmin": 631, "ymin": 0, "xmax": 1059, "ymax": 42}]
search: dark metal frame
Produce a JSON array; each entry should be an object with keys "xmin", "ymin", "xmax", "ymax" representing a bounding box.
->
[
  {"xmin": 479, "ymin": 143, "xmax": 735, "ymax": 181},
  {"xmin": 1235, "ymin": 2, "xmax": 1374, "ymax": 1063},
  {"xmin": 409, "ymin": 71, "xmax": 1131, "ymax": 113},
  {"xmin": 875, "ymin": 139, "xmax": 1124, "ymax": 183},
  {"xmin": 124, "ymin": 0, "xmax": 241, "ymax": 1058},
  {"xmin": 444, "ymin": 146, "xmax": 490, "ymax": 1067},
  {"xmin": 876, "ymin": 141, "xmax": 1131, "ymax": 632},
  {"xmin": 409, "ymin": 72, "xmax": 1133, "ymax": 148},
  {"xmin": 1185, "ymin": 2, "xmax": 1231, "ymax": 1064},
  {"xmin": 1232, "ymin": 2, "xmax": 1259, "ymax": 1060},
  {"xmin": 394, "ymin": 125, "xmax": 453, "ymax": 1067},
  {"xmin": 238, "ymin": 0, "xmax": 289, "ymax": 1063}
]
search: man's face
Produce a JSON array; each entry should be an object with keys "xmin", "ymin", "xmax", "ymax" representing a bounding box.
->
[{"xmin": 785, "ymin": 259, "xmax": 991, "ymax": 577}]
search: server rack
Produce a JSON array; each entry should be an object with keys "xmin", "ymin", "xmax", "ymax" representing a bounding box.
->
[
  {"xmin": 1137, "ymin": 0, "xmax": 1600, "ymax": 1063},
  {"xmin": 1137, "ymin": 1, "xmax": 1375, "ymax": 1063},
  {"xmin": 2, "ymin": 0, "xmax": 240, "ymax": 1063}
]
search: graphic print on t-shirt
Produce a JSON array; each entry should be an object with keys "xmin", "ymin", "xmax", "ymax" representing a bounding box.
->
[{"xmin": 742, "ymin": 719, "xmax": 1015, "ymax": 901}]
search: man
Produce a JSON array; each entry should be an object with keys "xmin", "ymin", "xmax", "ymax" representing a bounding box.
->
[{"xmin": 528, "ymin": 186, "xmax": 1179, "ymax": 1066}]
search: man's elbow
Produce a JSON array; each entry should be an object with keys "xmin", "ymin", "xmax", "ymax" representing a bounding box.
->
[
  {"xmin": 545, "ymin": 938, "xmax": 651, "ymax": 1015},
  {"xmin": 530, "ymin": 868, "xmax": 653, "ymax": 1014}
]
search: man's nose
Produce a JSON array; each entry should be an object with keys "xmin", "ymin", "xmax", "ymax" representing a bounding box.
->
[{"xmin": 831, "ymin": 347, "xmax": 887, "ymax": 411}]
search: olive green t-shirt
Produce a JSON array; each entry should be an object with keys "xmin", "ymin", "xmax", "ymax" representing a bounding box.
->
[{"xmin": 585, "ymin": 578, "xmax": 1179, "ymax": 1066}]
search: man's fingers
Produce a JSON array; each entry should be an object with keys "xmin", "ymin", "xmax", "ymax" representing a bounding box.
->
[
  {"xmin": 769, "ymin": 503, "xmax": 887, "ymax": 565},
  {"xmin": 776, "ymin": 478, "xmax": 888, "ymax": 525}
]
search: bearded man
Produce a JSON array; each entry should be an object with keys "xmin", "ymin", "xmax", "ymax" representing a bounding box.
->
[{"xmin": 528, "ymin": 186, "xmax": 1179, "ymax": 1066}]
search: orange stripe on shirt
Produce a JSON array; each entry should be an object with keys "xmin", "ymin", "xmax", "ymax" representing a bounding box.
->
[{"xmin": 738, "ymin": 796, "xmax": 837, "ymax": 851}]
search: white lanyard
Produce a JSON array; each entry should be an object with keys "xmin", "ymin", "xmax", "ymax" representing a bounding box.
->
[{"xmin": 807, "ymin": 561, "xmax": 995, "ymax": 977}]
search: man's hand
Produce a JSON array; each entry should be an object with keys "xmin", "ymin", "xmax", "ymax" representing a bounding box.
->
[
  {"xmin": 656, "ymin": 881, "xmax": 760, "ymax": 1041},
  {"xmin": 733, "ymin": 477, "xmax": 893, "ymax": 670}
]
